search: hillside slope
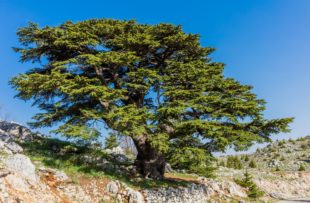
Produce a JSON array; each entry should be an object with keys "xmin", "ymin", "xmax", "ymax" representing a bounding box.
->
[
  {"xmin": 0, "ymin": 120, "xmax": 309, "ymax": 202},
  {"xmin": 217, "ymin": 137, "xmax": 310, "ymax": 200}
]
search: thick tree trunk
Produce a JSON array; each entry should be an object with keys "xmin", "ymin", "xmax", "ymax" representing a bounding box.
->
[{"xmin": 133, "ymin": 136, "xmax": 166, "ymax": 180}]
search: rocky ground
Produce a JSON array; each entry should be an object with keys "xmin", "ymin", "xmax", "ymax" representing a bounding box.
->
[
  {"xmin": 217, "ymin": 138, "xmax": 310, "ymax": 201},
  {"xmin": 0, "ymin": 120, "xmax": 309, "ymax": 203}
]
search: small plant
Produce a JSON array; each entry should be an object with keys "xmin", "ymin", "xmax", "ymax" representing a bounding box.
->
[
  {"xmin": 273, "ymin": 153, "xmax": 280, "ymax": 159},
  {"xmin": 286, "ymin": 149, "xmax": 291, "ymax": 153},
  {"xmin": 297, "ymin": 137, "xmax": 306, "ymax": 141},
  {"xmin": 218, "ymin": 160, "xmax": 226, "ymax": 167},
  {"xmin": 256, "ymin": 148, "xmax": 261, "ymax": 153},
  {"xmin": 244, "ymin": 155, "xmax": 250, "ymax": 162},
  {"xmin": 278, "ymin": 140, "xmax": 285, "ymax": 147},
  {"xmin": 269, "ymin": 148, "xmax": 276, "ymax": 153},
  {"xmin": 235, "ymin": 171, "xmax": 264, "ymax": 198},
  {"xmin": 298, "ymin": 165, "xmax": 306, "ymax": 171},
  {"xmin": 275, "ymin": 166, "xmax": 281, "ymax": 171},
  {"xmin": 300, "ymin": 144, "xmax": 308, "ymax": 149},
  {"xmin": 280, "ymin": 156, "xmax": 285, "ymax": 161},
  {"xmin": 226, "ymin": 156, "xmax": 243, "ymax": 169},
  {"xmin": 249, "ymin": 160, "xmax": 257, "ymax": 168}
]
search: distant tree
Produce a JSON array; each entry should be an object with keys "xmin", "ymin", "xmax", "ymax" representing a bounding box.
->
[
  {"xmin": 104, "ymin": 133, "xmax": 118, "ymax": 149},
  {"xmin": 226, "ymin": 156, "xmax": 243, "ymax": 169},
  {"xmin": 249, "ymin": 160, "xmax": 257, "ymax": 168},
  {"xmin": 11, "ymin": 19, "xmax": 293, "ymax": 179}
]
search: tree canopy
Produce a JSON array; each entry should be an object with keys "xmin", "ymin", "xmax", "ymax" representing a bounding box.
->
[{"xmin": 11, "ymin": 19, "xmax": 293, "ymax": 179}]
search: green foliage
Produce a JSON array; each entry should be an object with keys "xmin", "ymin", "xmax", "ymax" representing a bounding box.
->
[
  {"xmin": 243, "ymin": 155, "xmax": 250, "ymax": 162},
  {"xmin": 298, "ymin": 164, "xmax": 305, "ymax": 171},
  {"xmin": 235, "ymin": 171, "xmax": 264, "ymax": 198},
  {"xmin": 278, "ymin": 140, "xmax": 285, "ymax": 147},
  {"xmin": 20, "ymin": 137, "xmax": 190, "ymax": 189},
  {"xmin": 218, "ymin": 160, "xmax": 226, "ymax": 167},
  {"xmin": 11, "ymin": 19, "xmax": 293, "ymax": 176},
  {"xmin": 105, "ymin": 133, "xmax": 118, "ymax": 149},
  {"xmin": 167, "ymin": 147, "xmax": 215, "ymax": 177},
  {"xmin": 296, "ymin": 137, "xmax": 306, "ymax": 141},
  {"xmin": 226, "ymin": 156, "xmax": 243, "ymax": 169},
  {"xmin": 249, "ymin": 160, "xmax": 257, "ymax": 168},
  {"xmin": 275, "ymin": 166, "xmax": 281, "ymax": 171}
]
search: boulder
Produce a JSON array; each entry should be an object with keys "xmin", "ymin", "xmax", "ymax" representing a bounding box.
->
[
  {"xmin": 127, "ymin": 188, "xmax": 144, "ymax": 203},
  {"xmin": 165, "ymin": 163, "xmax": 174, "ymax": 173},
  {"xmin": 106, "ymin": 181, "xmax": 119, "ymax": 194},
  {"xmin": 5, "ymin": 154, "xmax": 37, "ymax": 182}
]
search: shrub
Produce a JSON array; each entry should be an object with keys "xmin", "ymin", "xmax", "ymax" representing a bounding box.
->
[
  {"xmin": 235, "ymin": 171, "xmax": 264, "ymax": 198},
  {"xmin": 298, "ymin": 165, "xmax": 306, "ymax": 171},
  {"xmin": 226, "ymin": 156, "xmax": 243, "ymax": 169},
  {"xmin": 218, "ymin": 160, "xmax": 226, "ymax": 167},
  {"xmin": 244, "ymin": 155, "xmax": 250, "ymax": 162},
  {"xmin": 278, "ymin": 140, "xmax": 285, "ymax": 147},
  {"xmin": 249, "ymin": 160, "xmax": 257, "ymax": 168},
  {"xmin": 300, "ymin": 144, "xmax": 308, "ymax": 149}
]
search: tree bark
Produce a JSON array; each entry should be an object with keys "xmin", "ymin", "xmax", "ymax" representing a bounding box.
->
[{"xmin": 133, "ymin": 136, "xmax": 166, "ymax": 180}]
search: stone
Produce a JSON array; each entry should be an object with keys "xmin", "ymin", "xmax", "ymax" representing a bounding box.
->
[
  {"xmin": 127, "ymin": 189, "xmax": 144, "ymax": 203},
  {"xmin": 106, "ymin": 181, "xmax": 119, "ymax": 194},
  {"xmin": 5, "ymin": 154, "xmax": 37, "ymax": 182},
  {"xmin": 165, "ymin": 163, "xmax": 173, "ymax": 173},
  {"xmin": 105, "ymin": 146, "xmax": 125, "ymax": 155}
]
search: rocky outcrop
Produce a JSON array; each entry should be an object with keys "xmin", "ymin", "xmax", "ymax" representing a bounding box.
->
[
  {"xmin": 255, "ymin": 172, "xmax": 310, "ymax": 200},
  {"xmin": 0, "ymin": 129, "xmax": 23, "ymax": 154},
  {"xmin": 0, "ymin": 120, "xmax": 40, "ymax": 142}
]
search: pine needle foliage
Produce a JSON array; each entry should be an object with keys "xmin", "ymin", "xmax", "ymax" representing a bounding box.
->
[
  {"xmin": 226, "ymin": 156, "xmax": 243, "ymax": 169},
  {"xmin": 235, "ymin": 170, "xmax": 264, "ymax": 198}
]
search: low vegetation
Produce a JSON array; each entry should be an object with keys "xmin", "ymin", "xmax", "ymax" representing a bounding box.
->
[{"xmin": 19, "ymin": 137, "xmax": 196, "ymax": 189}]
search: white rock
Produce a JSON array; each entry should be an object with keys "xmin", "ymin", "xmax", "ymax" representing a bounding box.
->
[
  {"xmin": 5, "ymin": 154, "xmax": 37, "ymax": 182},
  {"xmin": 127, "ymin": 188, "xmax": 145, "ymax": 203},
  {"xmin": 105, "ymin": 146, "xmax": 125, "ymax": 155},
  {"xmin": 106, "ymin": 181, "xmax": 119, "ymax": 194}
]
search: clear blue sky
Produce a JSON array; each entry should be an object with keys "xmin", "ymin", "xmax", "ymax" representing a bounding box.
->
[{"xmin": 0, "ymin": 0, "xmax": 309, "ymax": 141}]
